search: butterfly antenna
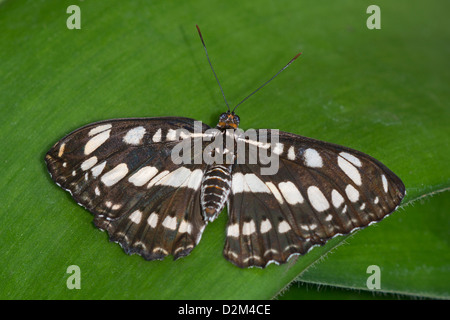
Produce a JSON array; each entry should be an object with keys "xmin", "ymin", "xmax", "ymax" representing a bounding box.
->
[
  {"xmin": 232, "ymin": 52, "xmax": 301, "ymax": 113},
  {"xmin": 196, "ymin": 25, "xmax": 231, "ymax": 112}
]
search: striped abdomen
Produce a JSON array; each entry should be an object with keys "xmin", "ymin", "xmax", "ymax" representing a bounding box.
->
[{"xmin": 201, "ymin": 164, "xmax": 232, "ymax": 222}]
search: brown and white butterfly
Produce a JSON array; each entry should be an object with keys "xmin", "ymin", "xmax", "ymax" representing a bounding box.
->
[{"xmin": 45, "ymin": 26, "xmax": 405, "ymax": 268}]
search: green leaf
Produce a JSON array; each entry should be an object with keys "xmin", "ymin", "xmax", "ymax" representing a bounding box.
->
[{"xmin": 0, "ymin": 0, "xmax": 448, "ymax": 299}]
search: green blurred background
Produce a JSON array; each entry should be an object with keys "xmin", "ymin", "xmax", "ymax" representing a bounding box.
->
[{"xmin": 0, "ymin": 0, "xmax": 448, "ymax": 299}]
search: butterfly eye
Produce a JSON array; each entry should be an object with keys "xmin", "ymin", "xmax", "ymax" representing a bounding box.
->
[{"xmin": 219, "ymin": 112, "xmax": 229, "ymax": 121}]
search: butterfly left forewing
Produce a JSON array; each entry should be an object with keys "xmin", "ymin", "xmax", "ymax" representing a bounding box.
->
[
  {"xmin": 224, "ymin": 130, "xmax": 405, "ymax": 268},
  {"xmin": 46, "ymin": 117, "xmax": 211, "ymax": 260}
]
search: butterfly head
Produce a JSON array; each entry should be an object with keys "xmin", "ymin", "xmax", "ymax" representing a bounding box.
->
[{"xmin": 217, "ymin": 112, "xmax": 240, "ymax": 129}]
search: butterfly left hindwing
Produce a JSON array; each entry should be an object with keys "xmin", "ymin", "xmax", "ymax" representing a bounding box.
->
[{"xmin": 46, "ymin": 117, "xmax": 212, "ymax": 260}]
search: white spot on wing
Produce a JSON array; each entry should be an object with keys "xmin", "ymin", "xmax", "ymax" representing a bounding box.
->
[
  {"xmin": 287, "ymin": 146, "xmax": 295, "ymax": 160},
  {"xmin": 147, "ymin": 212, "xmax": 158, "ymax": 228},
  {"xmin": 156, "ymin": 167, "xmax": 191, "ymax": 188},
  {"xmin": 264, "ymin": 248, "xmax": 279, "ymax": 256},
  {"xmin": 153, "ymin": 247, "xmax": 168, "ymax": 255},
  {"xmin": 178, "ymin": 220, "xmax": 192, "ymax": 234},
  {"xmin": 162, "ymin": 216, "xmax": 177, "ymax": 230},
  {"xmin": 88, "ymin": 124, "xmax": 112, "ymax": 137},
  {"xmin": 242, "ymin": 220, "xmax": 256, "ymax": 236},
  {"xmin": 186, "ymin": 169, "xmax": 203, "ymax": 190},
  {"xmin": 129, "ymin": 210, "xmax": 142, "ymax": 224},
  {"xmin": 81, "ymin": 156, "xmax": 98, "ymax": 171},
  {"xmin": 58, "ymin": 143, "xmax": 65, "ymax": 157},
  {"xmin": 166, "ymin": 129, "xmax": 177, "ymax": 141},
  {"xmin": 303, "ymin": 148, "xmax": 323, "ymax": 168},
  {"xmin": 381, "ymin": 174, "xmax": 388, "ymax": 193},
  {"xmin": 152, "ymin": 128, "xmax": 162, "ymax": 142},
  {"xmin": 227, "ymin": 223, "xmax": 239, "ymax": 238},
  {"xmin": 307, "ymin": 186, "xmax": 330, "ymax": 212},
  {"xmin": 278, "ymin": 221, "xmax": 291, "ymax": 233},
  {"xmin": 243, "ymin": 255, "xmax": 262, "ymax": 263},
  {"xmin": 265, "ymin": 182, "xmax": 284, "ymax": 204},
  {"xmin": 111, "ymin": 204, "xmax": 121, "ymax": 210},
  {"xmin": 278, "ymin": 181, "xmax": 304, "ymax": 205},
  {"xmin": 147, "ymin": 170, "xmax": 170, "ymax": 188},
  {"xmin": 331, "ymin": 189, "xmax": 344, "ymax": 208},
  {"xmin": 128, "ymin": 166, "xmax": 158, "ymax": 187},
  {"xmin": 345, "ymin": 184, "xmax": 360, "ymax": 202},
  {"xmin": 101, "ymin": 163, "xmax": 129, "ymax": 186},
  {"xmin": 123, "ymin": 126, "xmax": 146, "ymax": 145},
  {"xmin": 260, "ymin": 219, "xmax": 272, "ymax": 233},
  {"xmin": 231, "ymin": 173, "xmax": 245, "ymax": 194},
  {"xmin": 338, "ymin": 156, "xmax": 362, "ymax": 186},
  {"xmin": 232, "ymin": 173, "xmax": 270, "ymax": 194},
  {"xmin": 85, "ymin": 129, "xmax": 111, "ymax": 155},
  {"xmin": 272, "ymin": 143, "xmax": 284, "ymax": 155},
  {"xmin": 91, "ymin": 161, "xmax": 106, "ymax": 177},
  {"xmin": 244, "ymin": 174, "xmax": 270, "ymax": 193},
  {"xmin": 339, "ymin": 152, "xmax": 362, "ymax": 167}
]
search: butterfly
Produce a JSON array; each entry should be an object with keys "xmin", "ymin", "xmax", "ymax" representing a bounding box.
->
[{"xmin": 45, "ymin": 26, "xmax": 405, "ymax": 268}]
